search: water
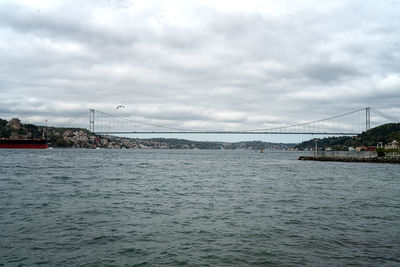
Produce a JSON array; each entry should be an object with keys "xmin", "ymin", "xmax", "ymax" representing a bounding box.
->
[{"xmin": 1, "ymin": 149, "xmax": 399, "ymax": 266}]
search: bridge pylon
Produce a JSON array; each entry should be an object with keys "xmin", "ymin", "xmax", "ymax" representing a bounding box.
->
[
  {"xmin": 366, "ymin": 107, "xmax": 370, "ymax": 131},
  {"xmin": 89, "ymin": 109, "xmax": 95, "ymax": 132}
]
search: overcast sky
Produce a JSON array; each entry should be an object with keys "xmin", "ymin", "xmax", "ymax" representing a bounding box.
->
[{"xmin": 1, "ymin": 0, "xmax": 399, "ymax": 142}]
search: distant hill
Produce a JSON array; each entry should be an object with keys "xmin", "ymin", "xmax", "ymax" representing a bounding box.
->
[
  {"xmin": 296, "ymin": 123, "xmax": 400, "ymax": 150},
  {"xmin": 0, "ymin": 117, "xmax": 295, "ymax": 150}
]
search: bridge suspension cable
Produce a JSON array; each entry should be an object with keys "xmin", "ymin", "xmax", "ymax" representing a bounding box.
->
[
  {"xmin": 245, "ymin": 108, "xmax": 368, "ymax": 133},
  {"xmin": 94, "ymin": 110, "xmax": 204, "ymax": 132},
  {"xmin": 53, "ymin": 106, "xmax": 398, "ymax": 135},
  {"xmin": 370, "ymin": 107, "xmax": 400, "ymax": 123},
  {"xmin": 56, "ymin": 110, "xmax": 89, "ymax": 127},
  {"xmin": 90, "ymin": 107, "xmax": 394, "ymax": 135}
]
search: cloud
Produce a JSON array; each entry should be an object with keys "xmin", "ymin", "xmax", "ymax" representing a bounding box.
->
[{"xmin": 0, "ymin": 0, "xmax": 399, "ymax": 138}]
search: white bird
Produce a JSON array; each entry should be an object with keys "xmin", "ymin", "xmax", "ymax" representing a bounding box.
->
[{"xmin": 116, "ymin": 105, "xmax": 125, "ymax": 110}]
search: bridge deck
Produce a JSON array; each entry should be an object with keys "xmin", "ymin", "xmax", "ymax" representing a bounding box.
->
[{"xmin": 94, "ymin": 131, "xmax": 359, "ymax": 135}]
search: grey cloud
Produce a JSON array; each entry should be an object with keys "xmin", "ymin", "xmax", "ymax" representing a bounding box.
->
[
  {"xmin": 303, "ymin": 62, "xmax": 362, "ymax": 82},
  {"xmin": 1, "ymin": 0, "xmax": 400, "ymax": 134}
]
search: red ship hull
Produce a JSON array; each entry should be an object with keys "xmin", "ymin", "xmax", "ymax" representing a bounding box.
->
[{"xmin": 0, "ymin": 139, "xmax": 49, "ymax": 149}]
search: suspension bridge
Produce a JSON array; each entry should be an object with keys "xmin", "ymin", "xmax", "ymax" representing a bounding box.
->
[{"xmin": 55, "ymin": 107, "xmax": 399, "ymax": 136}]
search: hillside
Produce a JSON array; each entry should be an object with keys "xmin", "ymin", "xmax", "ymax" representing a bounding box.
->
[
  {"xmin": 0, "ymin": 117, "xmax": 295, "ymax": 150},
  {"xmin": 296, "ymin": 123, "xmax": 400, "ymax": 150}
]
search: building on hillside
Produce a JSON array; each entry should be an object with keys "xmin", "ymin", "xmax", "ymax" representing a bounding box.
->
[
  {"xmin": 355, "ymin": 146, "xmax": 367, "ymax": 151},
  {"xmin": 385, "ymin": 140, "xmax": 398, "ymax": 149}
]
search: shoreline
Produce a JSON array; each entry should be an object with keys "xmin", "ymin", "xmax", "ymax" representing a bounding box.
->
[{"xmin": 298, "ymin": 156, "xmax": 400, "ymax": 164}]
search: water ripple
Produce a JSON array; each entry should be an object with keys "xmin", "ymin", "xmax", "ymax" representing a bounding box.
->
[{"xmin": 0, "ymin": 149, "xmax": 399, "ymax": 266}]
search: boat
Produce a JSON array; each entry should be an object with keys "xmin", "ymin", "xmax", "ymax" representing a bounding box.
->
[{"xmin": 0, "ymin": 139, "xmax": 49, "ymax": 149}]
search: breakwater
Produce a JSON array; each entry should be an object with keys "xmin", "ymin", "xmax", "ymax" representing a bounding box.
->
[{"xmin": 299, "ymin": 156, "xmax": 400, "ymax": 164}]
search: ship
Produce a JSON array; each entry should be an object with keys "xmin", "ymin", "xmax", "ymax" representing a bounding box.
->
[{"xmin": 0, "ymin": 139, "xmax": 49, "ymax": 149}]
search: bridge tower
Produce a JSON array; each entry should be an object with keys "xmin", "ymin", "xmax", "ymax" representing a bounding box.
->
[
  {"xmin": 89, "ymin": 109, "xmax": 95, "ymax": 132},
  {"xmin": 366, "ymin": 107, "xmax": 370, "ymax": 131}
]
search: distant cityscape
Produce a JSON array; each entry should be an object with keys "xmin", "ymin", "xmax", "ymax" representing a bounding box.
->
[
  {"xmin": 0, "ymin": 118, "xmax": 296, "ymax": 150},
  {"xmin": 49, "ymin": 129, "xmax": 297, "ymax": 150},
  {"xmin": 1, "ymin": 117, "xmax": 399, "ymax": 152}
]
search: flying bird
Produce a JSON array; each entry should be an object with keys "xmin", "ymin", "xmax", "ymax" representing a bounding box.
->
[{"xmin": 116, "ymin": 105, "xmax": 125, "ymax": 110}]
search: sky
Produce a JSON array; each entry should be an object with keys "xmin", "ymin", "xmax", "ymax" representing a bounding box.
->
[{"xmin": 1, "ymin": 0, "xmax": 400, "ymax": 142}]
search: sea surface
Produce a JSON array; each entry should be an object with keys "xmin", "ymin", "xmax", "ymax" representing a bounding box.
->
[{"xmin": 0, "ymin": 149, "xmax": 399, "ymax": 266}]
